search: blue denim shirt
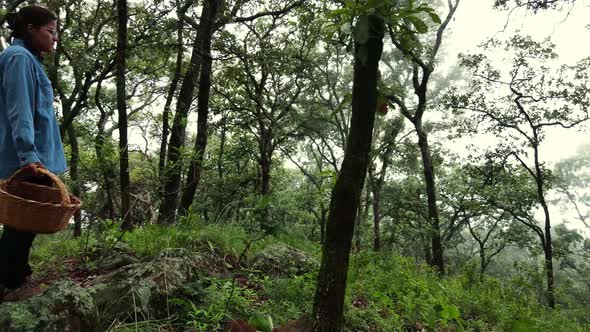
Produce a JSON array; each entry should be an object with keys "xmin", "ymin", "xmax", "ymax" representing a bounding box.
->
[{"xmin": 0, "ymin": 38, "xmax": 66, "ymax": 179}]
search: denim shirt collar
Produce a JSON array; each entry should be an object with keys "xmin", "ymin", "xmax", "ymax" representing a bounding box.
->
[{"xmin": 11, "ymin": 38, "xmax": 41, "ymax": 60}]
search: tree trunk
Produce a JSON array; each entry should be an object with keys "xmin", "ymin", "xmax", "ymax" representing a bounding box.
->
[
  {"xmin": 179, "ymin": 0, "xmax": 222, "ymax": 216},
  {"xmin": 116, "ymin": 0, "xmax": 131, "ymax": 231},
  {"xmin": 158, "ymin": 11, "xmax": 185, "ymax": 201},
  {"xmin": 216, "ymin": 114, "xmax": 227, "ymax": 213},
  {"xmin": 479, "ymin": 246, "xmax": 486, "ymax": 283},
  {"xmin": 217, "ymin": 113, "xmax": 226, "ymax": 180},
  {"xmin": 158, "ymin": 0, "xmax": 215, "ymax": 224},
  {"xmin": 543, "ymin": 218, "xmax": 555, "ymax": 308},
  {"xmin": 354, "ymin": 206, "xmax": 363, "ymax": 252},
  {"xmin": 259, "ymin": 128, "xmax": 273, "ymax": 227},
  {"xmin": 67, "ymin": 125, "xmax": 82, "ymax": 236},
  {"xmin": 415, "ymin": 124, "xmax": 444, "ymax": 274},
  {"xmin": 354, "ymin": 186, "xmax": 370, "ymax": 252},
  {"xmin": 372, "ymin": 186, "xmax": 381, "ymax": 252},
  {"xmin": 95, "ymin": 133, "xmax": 116, "ymax": 220},
  {"xmin": 312, "ymin": 14, "xmax": 384, "ymax": 332},
  {"xmin": 534, "ymin": 145, "xmax": 555, "ymax": 308}
]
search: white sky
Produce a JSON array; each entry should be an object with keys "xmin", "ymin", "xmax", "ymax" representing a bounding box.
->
[
  {"xmin": 439, "ymin": 0, "xmax": 590, "ymax": 163},
  {"xmin": 435, "ymin": 0, "xmax": 590, "ymax": 235}
]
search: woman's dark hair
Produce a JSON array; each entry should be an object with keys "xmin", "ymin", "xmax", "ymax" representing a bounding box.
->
[{"xmin": 6, "ymin": 5, "xmax": 57, "ymax": 40}]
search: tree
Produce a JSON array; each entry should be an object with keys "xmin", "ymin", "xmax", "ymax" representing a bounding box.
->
[
  {"xmin": 368, "ymin": 115, "xmax": 406, "ymax": 251},
  {"xmin": 158, "ymin": 0, "xmax": 220, "ymax": 224},
  {"xmin": 158, "ymin": 0, "xmax": 306, "ymax": 224},
  {"xmin": 178, "ymin": 0, "xmax": 224, "ymax": 216},
  {"xmin": 215, "ymin": 6, "xmax": 315, "ymax": 228},
  {"xmin": 312, "ymin": 10, "xmax": 385, "ymax": 330},
  {"xmin": 554, "ymin": 144, "xmax": 590, "ymax": 230},
  {"xmin": 448, "ymin": 35, "xmax": 590, "ymax": 308},
  {"xmin": 115, "ymin": 0, "xmax": 131, "ymax": 230},
  {"xmin": 385, "ymin": 0, "xmax": 460, "ymax": 274}
]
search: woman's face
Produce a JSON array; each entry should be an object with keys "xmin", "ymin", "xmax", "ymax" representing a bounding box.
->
[{"xmin": 27, "ymin": 20, "xmax": 58, "ymax": 55}]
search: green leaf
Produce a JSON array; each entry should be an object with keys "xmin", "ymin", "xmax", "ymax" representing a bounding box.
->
[
  {"xmin": 511, "ymin": 319, "xmax": 540, "ymax": 332},
  {"xmin": 354, "ymin": 14, "xmax": 370, "ymax": 44},
  {"xmin": 249, "ymin": 314, "xmax": 274, "ymax": 332},
  {"xmin": 428, "ymin": 12, "xmax": 441, "ymax": 24},
  {"xmin": 439, "ymin": 304, "xmax": 461, "ymax": 320},
  {"xmin": 407, "ymin": 16, "xmax": 428, "ymax": 33}
]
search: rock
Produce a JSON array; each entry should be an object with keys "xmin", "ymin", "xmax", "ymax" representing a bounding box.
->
[
  {"xmin": 95, "ymin": 252, "xmax": 140, "ymax": 271},
  {"xmin": 91, "ymin": 241, "xmax": 140, "ymax": 272},
  {"xmin": 0, "ymin": 280, "xmax": 97, "ymax": 332},
  {"xmin": 88, "ymin": 248, "xmax": 212, "ymax": 327},
  {"xmin": 252, "ymin": 244, "xmax": 318, "ymax": 277},
  {"xmin": 0, "ymin": 248, "xmax": 223, "ymax": 331}
]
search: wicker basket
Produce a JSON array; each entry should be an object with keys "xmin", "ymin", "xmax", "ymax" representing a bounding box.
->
[{"xmin": 0, "ymin": 168, "xmax": 82, "ymax": 234}]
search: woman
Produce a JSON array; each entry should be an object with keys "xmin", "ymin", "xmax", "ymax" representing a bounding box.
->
[{"xmin": 0, "ymin": 5, "xmax": 66, "ymax": 299}]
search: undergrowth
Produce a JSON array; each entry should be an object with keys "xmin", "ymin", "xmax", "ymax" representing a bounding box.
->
[{"xmin": 27, "ymin": 221, "xmax": 590, "ymax": 331}]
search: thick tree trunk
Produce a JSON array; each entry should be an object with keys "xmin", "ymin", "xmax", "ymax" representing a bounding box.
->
[
  {"xmin": 543, "ymin": 217, "xmax": 555, "ymax": 308},
  {"xmin": 312, "ymin": 14, "xmax": 384, "ymax": 332},
  {"xmin": 158, "ymin": 0, "xmax": 214, "ymax": 224},
  {"xmin": 158, "ymin": 13, "xmax": 185, "ymax": 201},
  {"xmin": 479, "ymin": 246, "xmax": 486, "ymax": 283},
  {"xmin": 178, "ymin": 58, "xmax": 212, "ymax": 215},
  {"xmin": 179, "ymin": 0, "xmax": 221, "ymax": 216},
  {"xmin": 415, "ymin": 124, "xmax": 444, "ymax": 274},
  {"xmin": 116, "ymin": 0, "xmax": 131, "ymax": 231}
]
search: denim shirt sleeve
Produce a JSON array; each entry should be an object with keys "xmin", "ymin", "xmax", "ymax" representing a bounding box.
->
[{"xmin": 2, "ymin": 53, "xmax": 40, "ymax": 166}]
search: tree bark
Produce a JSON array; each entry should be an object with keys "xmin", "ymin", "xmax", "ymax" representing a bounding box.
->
[
  {"xmin": 179, "ymin": 0, "xmax": 222, "ymax": 216},
  {"xmin": 312, "ymin": 14, "xmax": 384, "ymax": 332},
  {"xmin": 415, "ymin": 124, "xmax": 444, "ymax": 274},
  {"xmin": 533, "ymin": 144, "xmax": 555, "ymax": 308},
  {"xmin": 116, "ymin": 0, "xmax": 131, "ymax": 231},
  {"xmin": 257, "ymin": 125, "xmax": 274, "ymax": 227},
  {"xmin": 67, "ymin": 125, "xmax": 82, "ymax": 236}
]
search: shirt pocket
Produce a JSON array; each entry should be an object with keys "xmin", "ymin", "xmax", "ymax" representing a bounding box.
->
[
  {"xmin": 36, "ymin": 72, "xmax": 55, "ymax": 113},
  {"xmin": 34, "ymin": 72, "xmax": 55, "ymax": 152}
]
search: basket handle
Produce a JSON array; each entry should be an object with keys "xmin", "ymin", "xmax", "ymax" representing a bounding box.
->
[{"xmin": 8, "ymin": 168, "xmax": 71, "ymax": 205}]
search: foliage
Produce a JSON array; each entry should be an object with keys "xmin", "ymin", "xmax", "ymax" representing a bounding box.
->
[{"xmin": 24, "ymin": 221, "xmax": 590, "ymax": 331}]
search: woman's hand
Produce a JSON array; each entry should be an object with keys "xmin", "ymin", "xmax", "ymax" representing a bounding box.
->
[{"xmin": 19, "ymin": 162, "xmax": 46, "ymax": 178}]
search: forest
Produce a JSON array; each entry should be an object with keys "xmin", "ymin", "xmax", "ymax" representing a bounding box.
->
[{"xmin": 0, "ymin": 0, "xmax": 589, "ymax": 331}]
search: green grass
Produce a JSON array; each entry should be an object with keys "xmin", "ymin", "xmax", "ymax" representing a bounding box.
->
[{"xmin": 27, "ymin": 222, "xmax": 590, "ymax": 331}]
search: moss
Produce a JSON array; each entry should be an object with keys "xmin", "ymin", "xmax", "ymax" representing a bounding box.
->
[
  {"xmin": 253, "ymin": 244, "xmax": 319, "ymax": 277},
  {"xmin": 89, "ymin": 248, "xmax": 214, "ymax": 329},
  {"xmin": 0, "ymin": 280, "xmax": 97, "ymax": 332}
]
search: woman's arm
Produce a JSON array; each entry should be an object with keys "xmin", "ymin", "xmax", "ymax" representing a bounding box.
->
[{"xmin": 2, "ymin": 53, "xmax": 40, "ymax": 168}]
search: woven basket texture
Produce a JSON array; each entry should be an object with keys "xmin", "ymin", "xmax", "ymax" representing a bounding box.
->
[{"xmin": 0, "ymin": 169, "xmax": 82, "ymax": 234}]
